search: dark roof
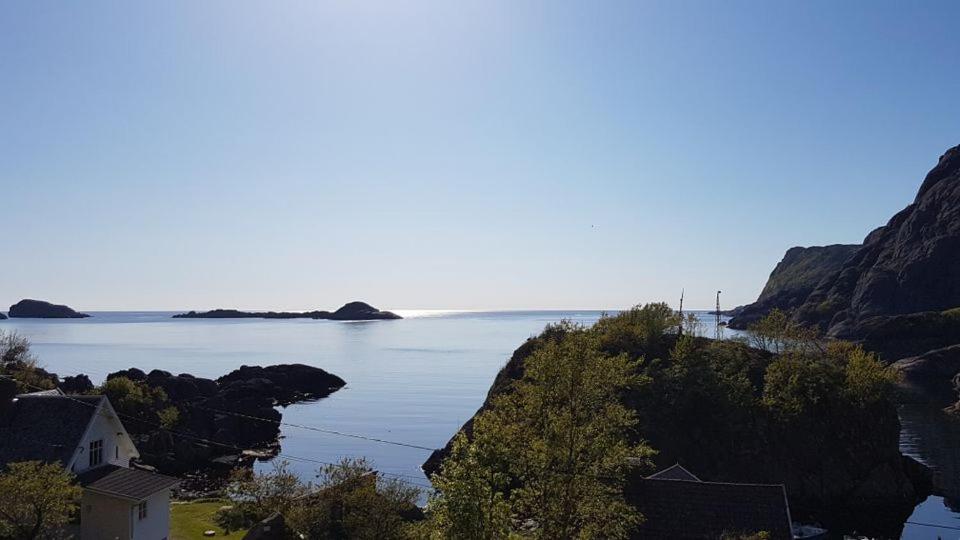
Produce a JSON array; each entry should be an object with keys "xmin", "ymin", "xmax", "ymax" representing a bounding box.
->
[
  {"xmin": 630, "ymin": 478, "xmax": 792, "ymax": 540},
  {"xmin": 0, "ymin": 395, "xmax": 104, "ymax": 468},
  {"xmin": 77, "ymin": 464, "xmax": 179, "ymax": 501},
  {"xmin": 647, "ymin": 463, "xmax": 701, "ymax": 482}
]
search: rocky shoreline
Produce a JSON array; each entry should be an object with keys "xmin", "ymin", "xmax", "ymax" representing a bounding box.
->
[{"xmin": 28, "ymin": 363, "xmax": 345, "ymax": 477}]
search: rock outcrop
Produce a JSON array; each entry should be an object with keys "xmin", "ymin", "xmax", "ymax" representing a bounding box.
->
[
  {"xmin": 98, "ymin": 364, "xmax": 346, "ymax": 475},
  {"xmin": 8, "ymin": 299, "xmax": 90, "ymax": 318},
  {"xmin": 0, "ymin": 312, "xmax": 6, "ymax": 320},
  {"xmin": 891, "ymin": 345, "xmax": 960, "ymax": 410},
  {"xmin": 173, "ymin": 302, "xmax": 400, "ymax": 321},
  {"xmin": 728, "ymin": 244, "xmax": 860, "ymax": 329}
]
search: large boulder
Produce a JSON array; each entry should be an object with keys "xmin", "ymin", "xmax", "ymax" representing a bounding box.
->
[
  {"xmin": 892, "ymin": 344, "xmax": 960, "ymax": 407},
  {"xmin": 8, "ymin": 299, "xmax": 89, "ymax": 318},
  {"xmin": 727, "ymin": 244, "xmax": 860, "ymax": 330},
  {"xmin": 0, "ymin": 312, "xmax": 6, "ymax": 320}
]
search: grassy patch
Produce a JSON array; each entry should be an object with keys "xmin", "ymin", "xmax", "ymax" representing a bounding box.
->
[{"xmin": 170, "ymin": 500, "xmax": 247, "ymax": 540}]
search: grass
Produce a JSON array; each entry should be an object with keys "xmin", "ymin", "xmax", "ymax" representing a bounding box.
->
[{"xmin": 170, "ymin": 500, "xmax": 247, "ymax": 540}]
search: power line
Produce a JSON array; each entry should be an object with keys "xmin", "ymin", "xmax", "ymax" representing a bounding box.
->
[
  {"xmin": 904, "ymin": 520, "xmax": 960, "ymax": 532},
  {"xmin": 4, "ymin": 376, "xmax": 435, "ymax": 491},
  {"xmin": 184, "ymin": 402, "xmax": 438, "ymax": 452},
  {"xmin": 28, "ymin": 368, "xmax": 440, "ymax": 453}
]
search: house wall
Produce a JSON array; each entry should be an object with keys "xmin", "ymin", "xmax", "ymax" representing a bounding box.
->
[
  {"xmin": 71, "ymin": 406, "xmax": 136, "ymax": 474},
  {"xmin": 131, "ymin": 489, "xmax": 171, "ymax": 540},
  {"xmin": 81, "ymin": 490, "xmax": 131, "ymax": 540}
]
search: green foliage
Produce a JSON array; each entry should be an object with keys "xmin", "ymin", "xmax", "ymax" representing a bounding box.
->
[
  {"xmin": 426, "ymin": 326, "xmax": 653, "ymax": 539},
  {"xmin": 0, "ymin": 330, "xmax": 56, "ymax": 393},
  {"xmin": 0, "ymin": 461, "xmax": 81, "ymax": 540},
  {"xmin": 218, "ymin": 459, "xmax": 421, "ymax": 539},
  {"xmin": 286, "ymin": 457, "xmax": 421, "ymax": 540},
  {"xmin": 158, "ymin": 405, "xmax": 181, "ymax": 429},
  {"xmin": 746, "ymin": 309, "xmax": 821, "ymax": 355},
  {"xmin": 594, "ymin": 302, "xmax": 680, "ymax": 359},
  {"xmin": 97, "ymin": 376, "xmax": 171, "ymax": 428},
  {"xmin": 217, "ymin": 461, "xmax": 308, "ymax": 530}
]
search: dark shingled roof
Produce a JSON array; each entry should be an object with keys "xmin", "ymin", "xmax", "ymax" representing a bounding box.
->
[
  {"xmin": 77, "ymin": 464, "xmax": 179, "ymax": 501},
  {"xmin": 646, "ymin": 463, "xmax": 701, "ymax": 482},
  {"xmin": 0, "ymin": 395, "xmax": 104, "ymax": 468},
  {"xmin": 630, "ymin": 478, "xmax": 792, "ymax": 540}
]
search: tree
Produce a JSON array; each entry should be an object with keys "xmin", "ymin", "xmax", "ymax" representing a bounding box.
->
[
  {"xmin": 0, "ymin": 330, "xmax": 56, "ymax": 393},
  {"xmin": 427, "ymin": 326, "xmax": 653, "ymax": 539},
  {"xmin": 746, "ymin": 309, "xmax": 821, "ymax": 355},
  {"xmin": 217, "ymin": 461, "xmax": 308, "ymax": 530},
  {"xmin": 286, "ymin": 457, "xmax": 422, "ymax": 540},
  {"xmin": 0, "ymin": 461, "xmax": 81, "ymax": 540}
]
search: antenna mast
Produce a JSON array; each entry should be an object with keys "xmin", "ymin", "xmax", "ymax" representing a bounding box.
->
[{"xmin": 715, "ymin": 290, "xmax": 722, "ymax": 340}]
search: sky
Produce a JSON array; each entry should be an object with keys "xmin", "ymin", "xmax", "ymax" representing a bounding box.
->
[{"xmin": 1, "ymin": 1, "xmax": 959, "ymax": 311}]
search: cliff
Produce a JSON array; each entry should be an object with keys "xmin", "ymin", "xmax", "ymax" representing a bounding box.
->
[
  {"xmin": 727, "ymin": 244, "xmax": 860, "ymax": 329},
  {"xmin": 793, "ymin": 145, "xmax": 960, "ymax": 337}
]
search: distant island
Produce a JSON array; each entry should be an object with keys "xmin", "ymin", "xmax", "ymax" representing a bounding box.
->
[
  {"xmin": 173, "ymin": 301, "xmax": 401, "ymax": 321},
  {"xmin": 8, "ymin": 299, "xmax": 90, "ymax": 319}
]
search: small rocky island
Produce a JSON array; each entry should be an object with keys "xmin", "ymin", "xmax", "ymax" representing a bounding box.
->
[
  {"xmin": 174, "ymin": 301, "xmax": 401, "ymax": 321},
  {"xmin": 8, "ymin": 299, "xmax": 90, "ymax": 318}
]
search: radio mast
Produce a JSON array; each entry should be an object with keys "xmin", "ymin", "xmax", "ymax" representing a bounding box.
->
[{"xmin": 715, "ymin": 290, "xmax": 722, "ymax": 340}]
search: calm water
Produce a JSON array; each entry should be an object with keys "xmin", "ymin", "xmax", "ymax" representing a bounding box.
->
[{"xmin": 2, "ymin": 310, "xmax": 957, "ymax": 537}]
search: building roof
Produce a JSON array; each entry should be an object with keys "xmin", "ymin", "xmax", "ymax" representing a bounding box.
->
[
  {"xmin": 630, "ymin": 478, "xmax": 792, "ymax": 540},
  {"xmin": 646, "ymin": 463, "xmax": 701, "ymax": 482},
  {"xmin": 77, "ymin": 464, "xmax": 179, "ymax": 501},
  {"xmin": 0, "ymin": 395, "xmax": 105, "ymax": 468}
]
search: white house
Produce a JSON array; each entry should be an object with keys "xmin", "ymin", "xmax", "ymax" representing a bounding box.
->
[{"xmin": 0, "ymin": 380, "xmax": 179, "ymax": 540}]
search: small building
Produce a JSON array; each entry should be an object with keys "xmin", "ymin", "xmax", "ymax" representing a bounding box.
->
[
  {"xmin": 0, "ymin": 379, "xmax": 179, "ymax": 540},
  {"xmin": 629, "ymin": 464, "xmax": 793, "ymax": 540}
]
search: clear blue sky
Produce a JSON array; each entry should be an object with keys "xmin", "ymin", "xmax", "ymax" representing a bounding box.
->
[{"xmin": 1, "ymin": 1, "xmax": 958, "ymax": 311}]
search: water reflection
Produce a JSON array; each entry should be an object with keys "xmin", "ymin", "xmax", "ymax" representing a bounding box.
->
[{"xmin": 899, "ymin": 404, "xmax": 960, "ymax": 538}]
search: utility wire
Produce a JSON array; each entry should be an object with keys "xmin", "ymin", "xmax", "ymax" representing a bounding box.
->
[
  {"xmin": 30, "ymin": 369, "xmax": 440, "ymax": 453},
  {"xmin": 4, "ymin": 376, "xmax": 434, "ymax": 490}
]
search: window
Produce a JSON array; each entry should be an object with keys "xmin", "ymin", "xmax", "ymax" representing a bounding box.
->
[
  {"xmin": 137, "ymin": 501, "xmax": 148, "ymax": 520},
  {"xmin": 115, "ymin": 445, "xmax": 119, "ymax": 460},
  {"xmin": 88, "ymin": 439, "xmax": 103, "ymax": 467}
]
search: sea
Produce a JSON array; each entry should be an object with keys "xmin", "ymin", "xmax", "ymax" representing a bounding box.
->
[{"xmin": 2, "ymin": 310, "xmax": 958, "ymax": 539}]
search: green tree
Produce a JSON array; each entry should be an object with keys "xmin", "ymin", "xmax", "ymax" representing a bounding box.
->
[
  {"xmin": 217, "ymin": 461, "xmax": 308, "ymax": 530},
  {"xmin": 427, "ymin": 326, "xmax": 653, "ymax": 539},
  {"xmin": 0, "ymin": 461, "xmax": 81, "ymax": 540},
  {"xmin": 97, "ymin": 376, "xmax": 170, "ymax": 427},
  {"xmin": 0, "ymin": 330, "xmax": 56, "ymax": 393},
  {"xmin": 286, "ymin": 457, "xmax": 421, "ymax": 540}
]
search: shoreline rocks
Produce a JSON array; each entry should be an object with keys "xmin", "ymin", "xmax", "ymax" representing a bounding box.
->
[
  {"xmin": 173, "ymin": 301, "xmax": 400, "ymax": 321},
  {"xmin": 8, "ymin": 299, "xmax": 90, "ymax": 319},
  {"xmin": 91, "ymin": 364, "xmax": 346, "ymax": 476}
]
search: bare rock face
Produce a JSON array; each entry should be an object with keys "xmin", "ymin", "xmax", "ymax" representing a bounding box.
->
[
  {"xmin": 727, "ymin": 244, "xmax": 860, "ymax": 329},
  {"xmin": 8, "ymin": 299, "xmax": 89, "ymax": 318},
  {"xmin": 793, "ymin": 145, "xmax": 960, "ymax": 336}
]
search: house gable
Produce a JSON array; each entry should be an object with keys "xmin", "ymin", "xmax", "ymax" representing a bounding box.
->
[{"xmin": 67, "ymin": 398, "xmax": 139, "ymax": 474}]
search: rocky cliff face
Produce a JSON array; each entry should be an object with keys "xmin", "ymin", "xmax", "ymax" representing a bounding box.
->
[
  {"xmin": 728, "ymin": 244, "xmax": 860, "ymax": 329},
  {"xmin": 794, "ymin": 145, "xmax": 960, "ymax": 337}
]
